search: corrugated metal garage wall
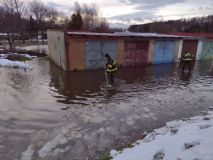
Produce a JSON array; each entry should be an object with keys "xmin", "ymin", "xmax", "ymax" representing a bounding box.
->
[
  {"xmin": 181, "ymin": 40, "xmax": 198, "ymax": 59},
  {"xmin": 84, "ymin": 40, "xmax": 117, "ymax": 70},
  {"xmin": 116, "ymin": 40, "xmax": 125, "ymax": 66},
  {"xmin": 124, "ymin": 41, "xmax": 149, "ymax": 66},
  {"xmin": 68, "ymin": 38, "xmax": 85, "ymax": 71},
  {"xmin": 152, "ymin": 40, "xmax": 175, "ymax": 64},
  {"xmin": 201, "ymin": 40, "xmax": 213, "ymax": 60},
  {"xmin": 84, "ymin": 40, "xmax": 102, "ymax": 70}
]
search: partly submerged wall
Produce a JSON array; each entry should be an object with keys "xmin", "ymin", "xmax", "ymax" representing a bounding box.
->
[
  {"xmin": 117, "ymin": 40, "xmax": 125, "ymax": 66},
  {"xmin": 66, "ymin": 36, "xmax": 124, "ymax": 71},
  {"xmin": 67, "ymin": 38, "xmax": 85, "ymax": 71},
  {"xmin": 47, "ymin": 31, "xmax": 213, "ymax": 71},
  {"xmin": 200, "ymin": 40, "xmax": 213, "ymax": 60},
  {"xmin": 47, "ymin": 30, "xmax": 67, "ymax": 70},
  {"xmin": 173, "ymin": 40, "xmax": 182, "ymax": 62},
  {"xmin": 152, "ymin": 40, "xmax": 175, "ymax": 64},
  {"xmin": 123, "ymin": 39, "xmax": 150, "ymax": 66},
  {"xmin": 196, "ymin": 40, "xmax": 204, "ymax": 60}
]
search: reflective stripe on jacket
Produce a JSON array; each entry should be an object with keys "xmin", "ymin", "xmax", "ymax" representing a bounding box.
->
[
  {"xmin": 183, "ymin": 53, "xmax": 193, "ymax": 61},
  {"xmin": 106, "ymin": 60, "xmax": 117, "ymax": 73}
]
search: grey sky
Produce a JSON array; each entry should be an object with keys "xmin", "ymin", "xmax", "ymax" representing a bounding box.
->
[
  {"xmin": 119, "ymin": 0, "xmax": 186, "ymax": 9},
  {"xmin": 45, "ymin": 0, "xmax": 213, "ymax": 28}
]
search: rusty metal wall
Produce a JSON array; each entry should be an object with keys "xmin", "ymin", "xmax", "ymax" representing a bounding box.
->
[
  {"xmin": 68, "ymin": 38, "xmax": 85, "ymax": 71},
  {"xmin": 47, "ymin": 30, "xmax": 66, "ymax": 70},
  {"xmin": 116, "ymin": 40, "xmax": 125, "ymax": 66},
  {"xmin": 181, "ymin": 40, "xmax": 198, "ymax": 58},
  {"xmin": 148, "ymin": 40, "xmax": 155, "ymax": 64},
  {"xmin": 124, "ymin": 41, "xmax": 149, "ymax": 66}
]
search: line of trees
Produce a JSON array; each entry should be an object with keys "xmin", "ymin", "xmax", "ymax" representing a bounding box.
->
[
  {"xmin": 0, "ymin": 0, "xmax": 61, "ymax": 48},
  {"xmin": 0, "ymin": 0, "xmax": 28, "ymax": 48},
  {"xmin": 128, "ymin": 15, "xmax": 213, "ymax": 33},
  {"xmin": 0, "ymin": 0, "xmax": 110, "ymax": 49}
]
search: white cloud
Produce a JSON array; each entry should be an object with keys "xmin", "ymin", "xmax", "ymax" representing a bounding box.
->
[
  {"xmin": 119, "ymin": 0, "xmax": 186, "ymax": 9},
  {"xmin": 45, "ymin": 0, "xmax": 213, "ymax": 28},
  {"xmin": 109, "ymin": 0, "xmax": 213, "ymax": 28}
]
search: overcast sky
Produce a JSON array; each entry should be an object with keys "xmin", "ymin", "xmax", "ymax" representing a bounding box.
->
[{"xmin": 45, "ymin": 0, "xmax": 213, "ymax": 28}]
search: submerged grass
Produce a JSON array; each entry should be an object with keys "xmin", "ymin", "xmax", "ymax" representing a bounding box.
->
[
  {"xmin": 7, "ymin": 54, "xmax": 31, "ymax": 61},
  {"xmin": 100, "ymin": 153, "xmax": 112, "ymax": 160}
]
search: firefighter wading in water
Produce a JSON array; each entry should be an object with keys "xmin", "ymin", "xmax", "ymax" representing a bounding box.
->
[
  {"xmin": 105, "ymin": 54, "xmax": 118, "ymax": 84},
  {"xmin": 182, "ymin": 51, "xmax": 194, "ymax": 73}
]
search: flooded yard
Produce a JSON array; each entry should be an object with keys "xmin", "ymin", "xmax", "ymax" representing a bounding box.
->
[
  {"xmin": 1, "ymin": 58, "xmax": 213, "ymax": 160},
  {"xmin": 16, "ymin": 44, "xmax": 48, "ymax": 55}
]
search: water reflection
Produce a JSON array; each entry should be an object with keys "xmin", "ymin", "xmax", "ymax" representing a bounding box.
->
[
  {"xmin": 180, "ymin": 71, "xmax": 192, "ymax": 84},
  {"xmin": 151, "ymin": 63, "xmax": 176, "ymax": 78},
  {"xmin": 49, "ymin": 61, "xmax": 106, "ymax": 104},
  {"xmin": 7, "ymin": 70, "xmax": 32, "ymax": 91},
  {"xmin": 49, "ymin": 62, "xmax": 180, "ymax": 105}
]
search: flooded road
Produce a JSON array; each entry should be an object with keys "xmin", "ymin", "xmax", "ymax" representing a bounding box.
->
[{"xmin": 1, "ymin": 58, "xmax": 213, "ymax": 160}]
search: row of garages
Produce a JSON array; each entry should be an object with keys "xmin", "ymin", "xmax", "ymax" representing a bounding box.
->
[{"xmin": 47, "ymin": 30, "xmax": 213, "ymax": 71}]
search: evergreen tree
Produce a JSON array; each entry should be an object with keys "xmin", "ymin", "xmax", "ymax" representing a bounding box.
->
[{"xmin": 68, "ymin": 11, "xmax": 83, "ymax": 30}]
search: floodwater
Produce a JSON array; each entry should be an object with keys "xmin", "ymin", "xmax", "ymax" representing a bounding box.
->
[{"xmin": 1, "ymin": 58, "xmax": 213, "ymax": 160}]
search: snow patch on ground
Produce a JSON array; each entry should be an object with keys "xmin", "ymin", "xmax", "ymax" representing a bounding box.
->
[
  {"xmin": 0, "ymin": 59, "xmax": 31, "ymax": 69},
  {"xmin": 20, "ymin": 145, "xmax": 34, "ymax": 160},
  {"xmin": 0, "ymin": 53, "xmax": 8, "ymax": 59},
  {"xmin": 111, "ymin": 111, "xmax": 213, "ymax": 160},
  {"xmin": 0, "ymin": 52, "xmax": 37, "ymax": 59},
  {"xmin": 19, "ymin": 53, "xmax": 37, "ymax": 59}
]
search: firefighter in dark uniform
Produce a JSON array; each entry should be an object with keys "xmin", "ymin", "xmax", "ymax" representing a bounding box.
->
[
  {"xmin": 182, "ymin": 51, "xmax": 194, "ymax": 73},
  {"xmin": 105, "ymin": 54, "xmax": 118, "ymax": 84}
]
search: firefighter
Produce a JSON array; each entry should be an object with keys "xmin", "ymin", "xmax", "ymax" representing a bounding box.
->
[
  {"xmin": 105, "ymin": 54, "xmax": 118, "ymax": 84},
  {"xmin": 182, "ymin": 51, "xmax": 194, "ymax": 73}
]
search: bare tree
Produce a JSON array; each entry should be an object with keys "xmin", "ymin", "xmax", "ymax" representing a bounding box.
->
[
  {"xmin": 97, "ymin": 18, "xmax": 109, "ymax": 32},
  {"xmin": 1, "ymin": 0, "xmax": 28, "ymax": 15},
  {"xmin": 0, "ymin": 6, "xmax": 5, "ymax": 32},
  {"xmin": 73, "ymin": 2, "xmax": 109, "ymax": 32},
  {"xmin": 46, "ymin": 7, "xmax": 59, "ymax": 29},
  {"xmin": 0, "ymin": 0, "xmax": 28, "ymax": 48},
  {"xmin": 29, "ymin": 0, "xmax": 48, "ymax": 43},
  {"xmin": 81, "ymin": 3, "xmax": 99, "ymax": 31}
]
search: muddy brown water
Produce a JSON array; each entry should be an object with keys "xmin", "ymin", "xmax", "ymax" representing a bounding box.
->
[{"xmin": 1, "ymin": 58, "xmax": 213, "ymax": 160}]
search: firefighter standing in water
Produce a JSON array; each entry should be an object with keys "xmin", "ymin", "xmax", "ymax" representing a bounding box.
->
[
  {"xmin": 105, "ymin": 54, "xmax": 118, "ymax": 84},
  {"xmin": 182, "ymin": 51, "xmax": 194, "ymax": 73}
]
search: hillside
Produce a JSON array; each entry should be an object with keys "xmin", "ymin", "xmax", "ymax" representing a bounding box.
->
[{"xmin": 128, "ymin": 15, "xmax": 213, "ymax": 33}]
